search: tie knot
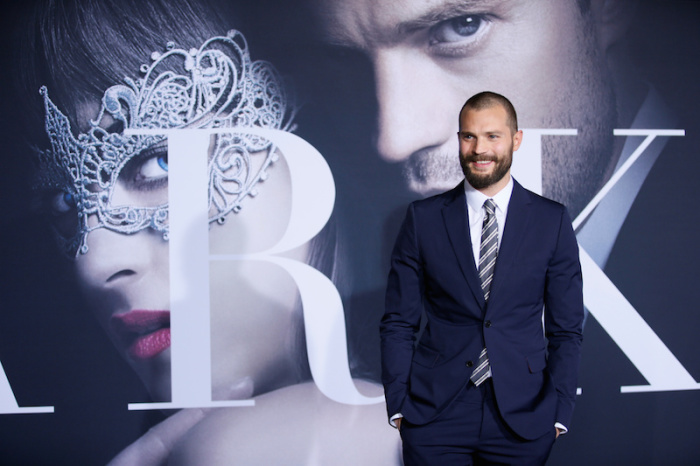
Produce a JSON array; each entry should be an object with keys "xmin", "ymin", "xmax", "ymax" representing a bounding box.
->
[{"xmin": 483, "ymin": 199, "xmax": 496, "ymax": 216}]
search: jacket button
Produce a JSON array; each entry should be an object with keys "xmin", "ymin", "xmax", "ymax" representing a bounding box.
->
[
  {"xmin": 466, "ymin": 360, "xmax": 474, "ymax": 367},
  {"xmin": 485, "ymin": 321, "xmax": 492, "ymax": 328}
]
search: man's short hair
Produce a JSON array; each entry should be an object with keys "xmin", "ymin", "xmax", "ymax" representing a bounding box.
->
[{"xmin": 459, "ymin": 91, "xmax": 518, "ymax": 135}]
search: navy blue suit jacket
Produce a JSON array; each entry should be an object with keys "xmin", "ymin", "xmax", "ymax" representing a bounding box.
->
[{"xmin": 381, "ymin": 179, "xmax": 584, "ymax": 440}]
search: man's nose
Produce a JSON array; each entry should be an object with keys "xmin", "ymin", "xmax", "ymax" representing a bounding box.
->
[
  {"xmin": 473, "ymin": 137, "xmax": 488, "ymax": 155},
  {"xmin": 373, "ymin": 49, "xmax": 456, "ymax": 163}
]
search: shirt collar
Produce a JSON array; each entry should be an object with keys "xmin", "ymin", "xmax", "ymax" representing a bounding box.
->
[{"xmin": 464, "ymin": 176, "xmax": 514, "ymax": 215}]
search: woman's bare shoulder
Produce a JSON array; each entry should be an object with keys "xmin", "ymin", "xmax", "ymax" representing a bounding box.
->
[{"xmin": 169, "ymin": 381, "xmax": 401, "ymax": 465}]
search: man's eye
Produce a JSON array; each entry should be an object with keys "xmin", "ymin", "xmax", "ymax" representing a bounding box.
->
[{"xmin": 429, "ymin": 15, "xmax": 486, "ymax": 44}]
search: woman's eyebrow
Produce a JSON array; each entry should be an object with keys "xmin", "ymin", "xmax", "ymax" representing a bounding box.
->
[{"xmin": 104, "ymin": 121, "xmax": 124, "ymax": 133}]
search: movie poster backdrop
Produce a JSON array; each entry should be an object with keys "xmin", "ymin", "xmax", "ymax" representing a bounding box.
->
[{"xmin": 1, "ymin": 0, "xmax": 699, "ymax": 464}]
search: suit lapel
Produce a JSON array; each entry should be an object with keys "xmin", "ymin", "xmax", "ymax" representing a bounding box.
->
[
  {"xmin": 487, "ymin": 180, "xmax": 532, "ymax": 314},
  {"xmin": 441, "ymin": 183, "xmax": 486, "ymax": 309}
]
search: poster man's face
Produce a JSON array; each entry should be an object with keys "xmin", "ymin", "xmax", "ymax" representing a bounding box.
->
[{"xmin": 315, "ymin": 0, "xmax": 618, "ymax": 215}]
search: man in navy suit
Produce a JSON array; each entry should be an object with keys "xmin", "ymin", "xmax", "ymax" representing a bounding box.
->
[{"xmin": 381, "ymin": 92, "xmax": 584, "ymax": 465}]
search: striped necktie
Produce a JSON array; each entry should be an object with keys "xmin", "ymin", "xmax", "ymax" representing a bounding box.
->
[
  {"xmin": 478, "ymin": 199, "xmax": 498, "ymax": 301},
  {"xmin": 471, "ymin": 198, "xmax": 498, "ymax": 386}
]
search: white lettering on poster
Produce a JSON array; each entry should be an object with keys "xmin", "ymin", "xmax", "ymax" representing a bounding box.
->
[
  {"xmin": 0, "ymin": 128, "xmax": 695, "ymax": 416},
  {"xmin": 514, "ymin": 128, "xmax": 699, "ymax": 394},
  {"xmin": 127, "ymin": 127, "xmax": 381, "ymax": 411},
  {"xmin": 512, "ymin": 128, "xmax": 578, "ymax": 195},
  {"xmin": 576, "ymin": 130, "xmax": 699, "ymax": 393},
  {"xmin": 0, "ymin": 360, "xmax": 54, "ymax": 414}
]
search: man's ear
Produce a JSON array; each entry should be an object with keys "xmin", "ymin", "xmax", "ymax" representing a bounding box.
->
[
  {"xmin": 512, "ymin": 130, "xmax": 523, "ymax": 152},
  {"xmin": 590, "ymin": 0, "xmax": 639, "ymax": 51}
]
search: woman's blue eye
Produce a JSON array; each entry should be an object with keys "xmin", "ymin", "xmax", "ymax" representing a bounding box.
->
[
  {"xmin": 137, "ymin": 153, "xmax": 169, "ymax": 180},
  {"xmin": 116, "ymin": 142, "xmax": 169, "ymax": 193},
  {"xmin": 50, "ymin": 191, "xmax": 76, "ymax": 214},
  {"xmin": 157, "ymin": 155, "xmax": 168, "ymax": 172}
]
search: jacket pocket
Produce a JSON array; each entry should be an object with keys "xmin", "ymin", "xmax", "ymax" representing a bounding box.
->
[
  {"xmin": 526, "ymin": 349, "xmax": 547, "ymax": 373},
  {"xmin": 412, "ymin": 344, "xmax": 441, "ymax": 368}
]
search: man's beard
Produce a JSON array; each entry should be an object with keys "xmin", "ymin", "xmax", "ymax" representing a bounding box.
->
[
  {"xmin": 401, "ymin": 148, "xmax": 464, "ymax": 196},
  {"xmin": 461, "ymin": 153, "xmax": 513, "ymax": 191}
]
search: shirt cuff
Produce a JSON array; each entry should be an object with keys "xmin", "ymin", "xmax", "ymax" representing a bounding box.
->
[
  {"xmin": 555, "ymin": 422, "xmax": 568, "ymax": 435},
  {"xmin": 389, "ymin": 413, "xmax": 404, "ymax": 428}
]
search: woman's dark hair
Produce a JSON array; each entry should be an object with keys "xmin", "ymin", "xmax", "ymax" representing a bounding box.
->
[
  {"xmin": 17, "ymin": 0, "xmax": 359, "ymax": 387},
  {"xmin": 20, "ymin": 0, "xmax": 237, "ymax": 132}
]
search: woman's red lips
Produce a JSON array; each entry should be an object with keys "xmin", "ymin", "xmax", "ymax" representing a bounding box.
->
[
  {"xmin": 111, "ymin": 310, "xmax": 171, "ymax": 360},
  {"xmin": 128, "ymin": 328, "xmax": 170, "ymax": 360}
]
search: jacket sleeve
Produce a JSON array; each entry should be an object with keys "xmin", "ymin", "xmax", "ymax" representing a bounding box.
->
[
  {"xmin": 380, "ymin": 203, "xmax": 424, "ymax": 421},
  {"xmin": 544, "ymin": 206, "xmax": 584, "ymax": 429}
]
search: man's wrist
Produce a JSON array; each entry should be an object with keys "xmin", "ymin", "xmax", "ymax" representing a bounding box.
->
[{"xmin": 389, "ymin": 413, "xmax": 403, "ymax": 428}]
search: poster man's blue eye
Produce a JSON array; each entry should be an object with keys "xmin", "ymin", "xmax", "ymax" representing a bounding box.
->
[{"xmin": 431, "ymin": 15, "xmax": 485, "ymax": 44}]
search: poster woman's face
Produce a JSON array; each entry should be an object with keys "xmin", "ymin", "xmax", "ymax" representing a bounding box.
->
[
  {"xmin": 39, "ymin": 31, "xmax": 304, "ymax": 401},
  {"xmin": 73, "ymin": 142, "xmax": 305, "ymax": 402}
]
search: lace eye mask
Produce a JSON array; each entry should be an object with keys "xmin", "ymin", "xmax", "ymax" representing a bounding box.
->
[{"xmin": 37, "ymin": 30, "xmax": 296, "ymax": 256}]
